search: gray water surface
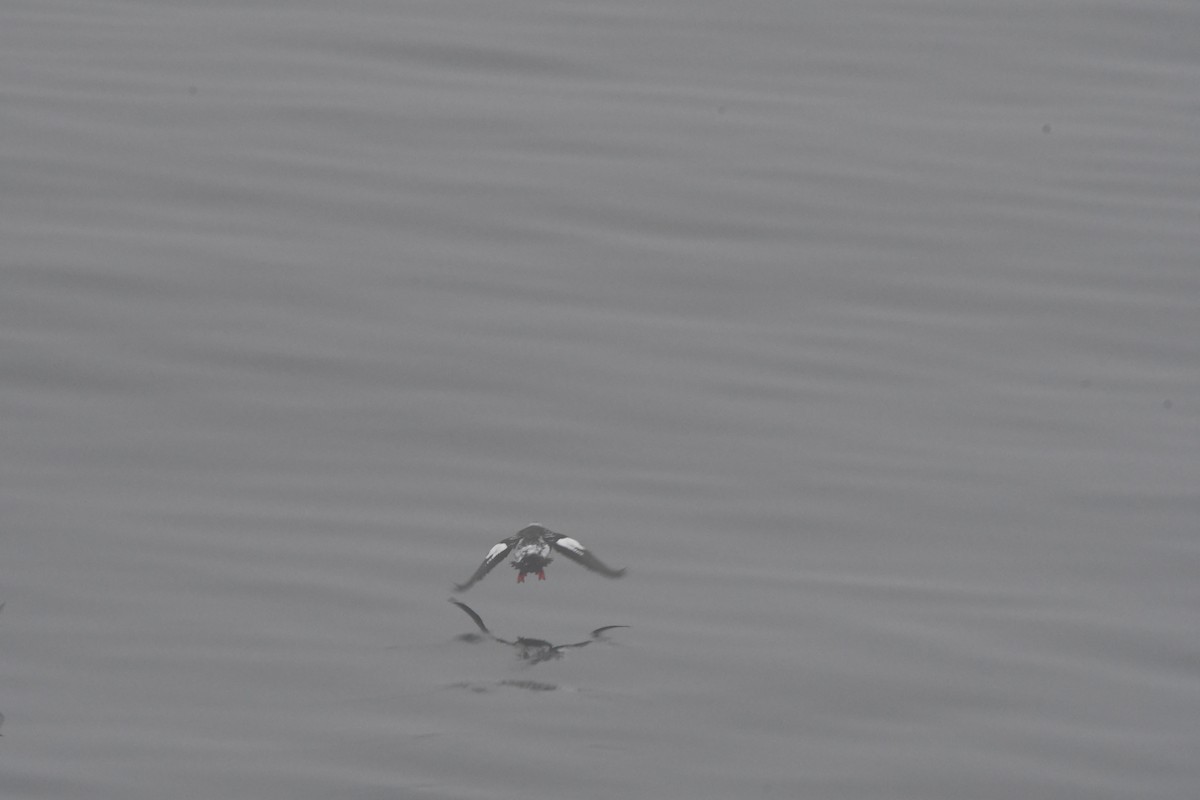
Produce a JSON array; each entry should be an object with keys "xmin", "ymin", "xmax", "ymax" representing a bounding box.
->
[{"xmin": 2, "ymin": 1, "xmax": 1198, "ymax": 798}]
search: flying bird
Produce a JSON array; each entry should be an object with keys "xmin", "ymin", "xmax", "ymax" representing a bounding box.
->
[
  {"xmin": 450, "ymin": 599, "xmax": 628, "ymax": 665},
  {"xmin": 453, "ymin": 523, "xmax": 626, "ymax": 592}
]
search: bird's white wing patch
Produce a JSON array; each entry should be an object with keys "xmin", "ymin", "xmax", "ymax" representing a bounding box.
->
[
  {"xmin": 555, "ymin": 537, "xmax": 586, "ymax": 556},
  {"xmin": 486, "ymin": 541, "xmax": 510, "ymax": 562}
]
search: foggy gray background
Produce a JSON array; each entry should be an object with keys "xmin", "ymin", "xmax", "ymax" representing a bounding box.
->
[{"xmin": 2, "ymin": 0, "xmax": 1197, "ymax": 798}]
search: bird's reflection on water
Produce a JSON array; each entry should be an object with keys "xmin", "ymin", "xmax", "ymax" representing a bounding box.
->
[
  {"xmin": 446, "ymin": 679, "xmax": 560, "ymax": 693},
  {"xmin": 450, "ymin": 600, "xmax": 628, "ymax": 666}
]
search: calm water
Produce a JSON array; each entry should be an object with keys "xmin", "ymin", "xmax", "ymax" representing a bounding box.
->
[{"xmin": 2, "ymin": 1, "xmax": 1198, "ymax": 798}]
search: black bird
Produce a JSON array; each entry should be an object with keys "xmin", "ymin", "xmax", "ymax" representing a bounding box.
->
[
  {"xmin": 450, "ymin": 600, "xmax": 628, "ymax": 665},
  {"xmin": 453, "ymin": 523, "xmax": 626, "ymax": 592}
]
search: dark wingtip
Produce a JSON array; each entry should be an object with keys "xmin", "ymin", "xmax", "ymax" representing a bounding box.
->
[{"xmin": 591, "ymin": 624, "xmax": 630, "ymax": 638}]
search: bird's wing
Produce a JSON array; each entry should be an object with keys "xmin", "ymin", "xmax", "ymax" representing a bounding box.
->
[
  {"xmin": 557, "ymin": 623, "xmax": 629, "ymax": 651},
  {"xmin": 547, "ymin": 535, "xmax": 627, "ymax": 578},
  {"xmin": 453, "ymin": 538, "xmax": 516, "ymax": 592},
  {"xmin": 554, "ymin": 639, "xmax": 594, "ymax": 651},
  {"xmin": 449, "ymin": 599, "xmax": 491, "ymax": 634},
  {"xmin": 589, "ymin": 624, "xmax": 630, "ymax": 639},
  {"xmin": 449, "ymin": 600, "xmax": 517, "ymax": 645}
]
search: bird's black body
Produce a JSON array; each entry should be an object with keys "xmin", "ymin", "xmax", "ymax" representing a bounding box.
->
[{"xmin": 454, "ymin": 523, "xmax": 626, "ymax": 592}]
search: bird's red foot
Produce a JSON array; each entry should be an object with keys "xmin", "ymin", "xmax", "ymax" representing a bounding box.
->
[
  {"xmin": 537, "ymin": 570, "xmax": 546, "ymax": 581},
  {"xmin": 517, "ymin": 573, "xmax": 525, "ymax": 583}
]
